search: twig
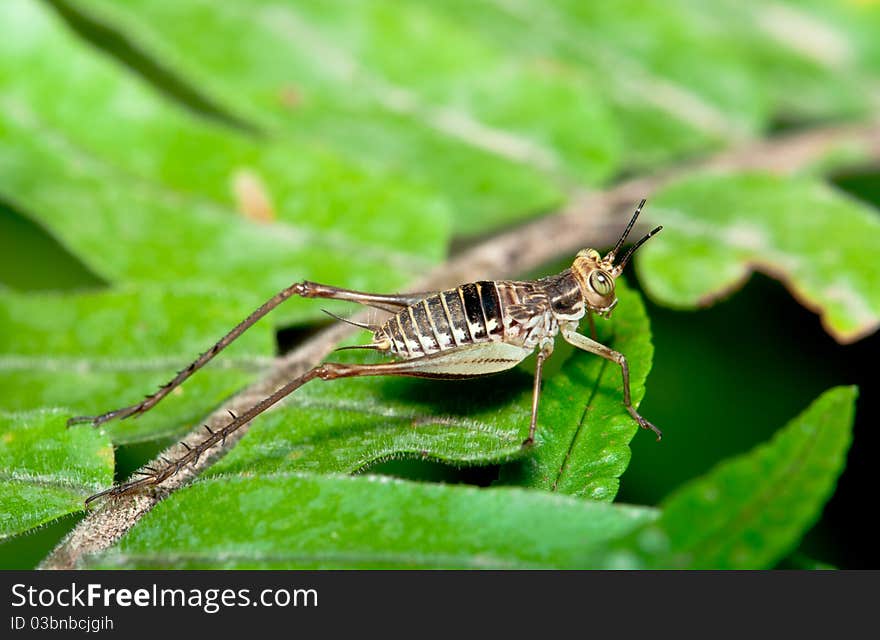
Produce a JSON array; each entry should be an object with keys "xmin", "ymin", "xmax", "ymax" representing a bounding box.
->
[{"xmin": 40, "ymin": 119, "xmax": 880, "ymax": 569}]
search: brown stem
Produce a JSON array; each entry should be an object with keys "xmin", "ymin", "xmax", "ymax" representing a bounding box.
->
[{"xmin": 40, "ymin": 119, "xmax": 880, "ymax": 570}]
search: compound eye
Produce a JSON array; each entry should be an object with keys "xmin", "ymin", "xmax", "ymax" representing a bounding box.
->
[{"xmin": 589, "ymin": 271, "xmax": 614, "ymax": 296}]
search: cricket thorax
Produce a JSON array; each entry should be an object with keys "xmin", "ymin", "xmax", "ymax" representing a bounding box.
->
[{"xmin": 542, "ymin": 270, "xmax": 588, "ymax": 320}]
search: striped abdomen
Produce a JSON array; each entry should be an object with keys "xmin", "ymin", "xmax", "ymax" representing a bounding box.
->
[{"xmin": 377, "ymin": 281, "xmax": 504, "ymax": 358}]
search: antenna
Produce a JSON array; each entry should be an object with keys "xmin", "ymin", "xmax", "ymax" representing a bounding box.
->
[
  {"xmin": 615, "ymin": 225, "xmax": 663, "ymax": 271},
  {"xmin": 606, "ymin": 199, "xmax": 646, "ymax": 263}
]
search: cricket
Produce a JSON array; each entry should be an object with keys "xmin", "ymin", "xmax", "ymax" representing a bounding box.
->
[{"xmin": 71, "ymin": 200, "xmax": 663, "ymax": 504}]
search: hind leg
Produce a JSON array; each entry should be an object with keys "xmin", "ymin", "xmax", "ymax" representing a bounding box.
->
[
  {"xmin": 87, "ymin": 343, "xmax": 533, "ymax": 502},
  {"xmin": 69, "ymin": 281, "xmax": 433, "ymax": 428}
]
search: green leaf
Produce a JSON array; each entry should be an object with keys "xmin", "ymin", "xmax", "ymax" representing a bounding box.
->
[
  {"xmin": 599, "ymin": 386, "xmax": 857, "ymax": 569},
  {"xmin": 0, "ymin": 409, "xmax": 113, "ymax": 539},
  {"xmin": 728, "ymin": 1, "xmax": 872, "ymax": 120},
  {"xmin": 773, "ymin": 0, "xmax": 880, "ymax": 77},
  {"xmin": 58, "ymin": 0, "xmax": 880, "ymax": 226},
  {"xmin": 402, "ymin": 0, "xmax": 723, "ymax": 170},
  {"xmin": 0, "ymin": 200, "xmax": 105, "ymax": 292},
  {"xmin": 59, "ymin": 0, "xmax": 605, "ymax": 234},
  {"xmin": 0, "ymin": 0, "xmax": 450, "ymax": 327},
  {"xmin": 497, "ymin": 280, "xmax": 653, "ymax": 501},
  {"xmin": 0, "ymin": 287, "xmax": 273, "ymax": 444},
  {"xmin": 89, "ymin": 474, "xmax": 657, "ymax": 568},
  {"xmin": 207, "ymin": 368, "xmax": 529, "ymax": 478},
  {"xmin": 636, "ymin": 173, "xmax": 880, "ymax": 343},
  {"xmin": 418, "ymin": 0, "xmax": 874, "ymax": 167}
]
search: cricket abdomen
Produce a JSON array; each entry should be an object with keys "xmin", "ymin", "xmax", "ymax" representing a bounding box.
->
[{"xmin": 377, "ymin": 281, "xmax": 505, "ymax": 358}]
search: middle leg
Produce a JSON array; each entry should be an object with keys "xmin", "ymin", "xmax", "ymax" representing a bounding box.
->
[{"xmin": 522, "ymin": 342, "xmax": 554, "ymax": 448}]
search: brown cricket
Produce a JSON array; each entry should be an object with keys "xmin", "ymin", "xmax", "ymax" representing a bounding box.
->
[{"xmin": 71, "ymin": 200, "xmax": 662, "ymax": 503}]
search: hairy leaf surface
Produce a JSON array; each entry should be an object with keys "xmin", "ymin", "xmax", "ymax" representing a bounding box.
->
[
  {"xmin": 0, "ymin": 410, "xmax": 112, "ymax": 539},
  {"xmin": 92, "ymin": 474, "xmax": 657, "ymax": 568}
]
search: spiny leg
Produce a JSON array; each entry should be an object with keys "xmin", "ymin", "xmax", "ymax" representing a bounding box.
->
[
  {"xmin": 561, "ymin": 328, "xmax": 662, "ymax": 440},
  {"xmin": 522, "ymin": 343, "xmax": 553, "ymax": 448},
  {"xmin": 86, "ymin": 365, "xmax": 324, "ymax": 503},
  {"xmin": 68, "ymin": 281, "xmax": 430, "ymax": 428},
  {"xmin": 86, "ymin": 345, "xmax": 530, "ymax": 503}
]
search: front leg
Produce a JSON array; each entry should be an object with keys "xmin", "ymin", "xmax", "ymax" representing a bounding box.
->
[
  {"xmin": 561, "ymin": 328, "xmax": 662, "ymax": 440},
  {"xmin": 586, "ymin": 310, "xmax": 598, "ymax": 341}
]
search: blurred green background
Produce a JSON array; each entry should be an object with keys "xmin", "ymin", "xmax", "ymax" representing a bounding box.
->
[{"xmin": 1, "ymin": 0, "xmax": 878, "ymax": 568}]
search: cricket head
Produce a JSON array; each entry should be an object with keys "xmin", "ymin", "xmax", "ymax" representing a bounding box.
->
[{"xmin": 572, "ymin": 199, "xmax": 662, "ymax": 317}]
